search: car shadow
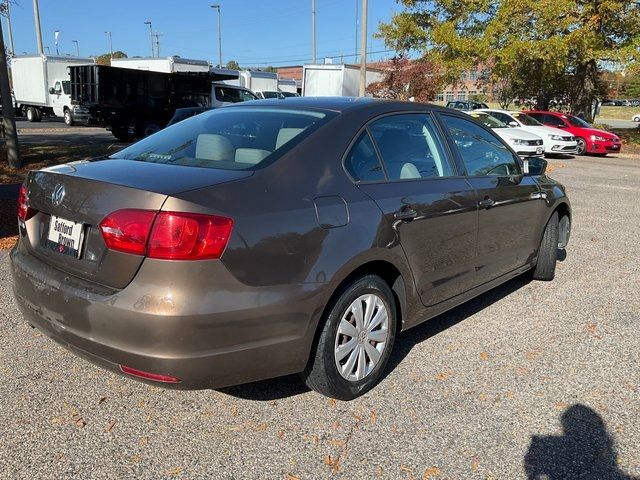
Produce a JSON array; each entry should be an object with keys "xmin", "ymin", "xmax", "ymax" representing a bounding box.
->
[
  {"xmin": 524, "ymin": 404, "xmax": 638, "ymax": 479},
  {"xmin": 219, "ymin": 272, "xmax": 534, "ymax": 402}
]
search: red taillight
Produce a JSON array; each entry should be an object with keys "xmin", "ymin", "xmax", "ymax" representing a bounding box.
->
[
  {"xmin": 99, "ymin": 209, "xmax": 233, "ymax": 260},
  {"xmin": 99, "ymin": 209, "xmax": 156, "ymax": 255},
  {"xmin": 119, "ymin": 365, "xmax": 181, "ymax": 384},
  {"xmin": 17, "ymin": 185, "xmax": 35, "ymax": 221},
  {"xmin": 148, "ymin": 212, "xmax": 233, "ymax": 260}
]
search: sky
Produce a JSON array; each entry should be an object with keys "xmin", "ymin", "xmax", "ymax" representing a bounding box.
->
[{"xmin": 3, "ymin": 0, "xmax": 401, "ymax": 67}]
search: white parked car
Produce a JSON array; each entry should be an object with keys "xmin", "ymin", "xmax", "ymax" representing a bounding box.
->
[
  {"xmin": 633, "ymin": 114, "xmax": 640, "ymax": 122},
  {"xmin": 478, "ymin": 109, "xmax": 578, "ymax": 156},
  {"xmin": 255, "ymin": 90, "xmax": 284, "ymax": 99},
  {"xmin": 465, "ymin": 111, "xmax": 545, "ymax": 157}
]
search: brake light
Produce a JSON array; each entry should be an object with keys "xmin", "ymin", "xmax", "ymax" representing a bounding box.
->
[
  {"xmin": 119, "ymin": 365, "xmax": 181, "ymax": 384},
  {"xmin": 17, "ymin": 185, "xmax": 35, "ymax": 221},
  {"xmin": 148, "ymin": 212, "xmax": 233, "ymax": 260},
  {"xmin": 99, "ymin": 209, "xmax": 156, "ymax": 255},
  {"xmin": 99, "ymin": 209, "xmax": 233, "ymax": 260}
]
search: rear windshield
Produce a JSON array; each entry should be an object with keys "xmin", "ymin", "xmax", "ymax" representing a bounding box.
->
[{"xmin": 111, "ymin": 107, "xmax": 333, "ymax": 170}]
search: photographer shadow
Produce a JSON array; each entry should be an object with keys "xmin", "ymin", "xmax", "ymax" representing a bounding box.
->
[{"xmin": 525, "ymin": 404, "xmax": 637, "ymax": 480}]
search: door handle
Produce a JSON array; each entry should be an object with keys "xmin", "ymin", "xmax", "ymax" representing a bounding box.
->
[
  {"xmin": 394, "ymin": 207, "xmax": 418, "ymax": 221},
  {"xmin": 479, "ymin": 198, "xmax": 495, "ymax": 209}
]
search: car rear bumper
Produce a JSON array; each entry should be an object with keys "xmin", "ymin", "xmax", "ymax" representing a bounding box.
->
[{"xmin": 10, "ymin": 242, "xmax": 325, "ymax": 389}]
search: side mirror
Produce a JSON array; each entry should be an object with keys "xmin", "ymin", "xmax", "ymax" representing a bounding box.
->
[
  {"xmin": 48, "ymin": 87, "xmax": 56, "ymax": 94},
  {"xmin": 509, "ymin": 121, "xmax": 518, "ymax": 127},
  {"xmin": 523, "ymin": 157, "xmax": 547, "ymax": 176}
]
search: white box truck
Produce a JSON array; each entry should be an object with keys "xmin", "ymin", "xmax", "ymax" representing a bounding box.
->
[
  {"xmin": 11, "ymin": 55, "xmax": 95, "ymax": 124},
  {"xmin": 111, "ymin": 56, "xmax": 211, "ymax": 73},
  {"xmin": 278, "ymin": 78, "xmax": 299, "ymax": 94},
  {"xmin": 302, "ymin": 64, "xmax": 383, "ymax": 97},
  {"xmin": 224, "ymin": 70, "xmax": 279, "ymax": 95}
]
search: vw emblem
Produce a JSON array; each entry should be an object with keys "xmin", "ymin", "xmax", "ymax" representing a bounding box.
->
[{"xmin": 52, "ymin": 184, "xmax": 66, "ymax": 207}]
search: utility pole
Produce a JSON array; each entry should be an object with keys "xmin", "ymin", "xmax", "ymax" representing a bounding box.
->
[
  {"xmin": 311, "ymin": 0, "xmax": 316, "ymax": 64},
  {"xmin": 152, "ymin": 32, "xmax": 163, "ymax": 58},
  {"xmin": 354, "ymin": 0, "xmax": 358, "ymax": 64},
  {"xmin": 3, "ymin": 0, "xmax": 14, "ymax": 56},
  {"xmin": 358, "ymin": 0, "xmax": 368, "ymax": 96},
  {"xmin": 0, "ymin": 19, "xmax": 21, "ymax": 168},
  {"xmin": 211, "ymin": 5, "xmax": 222, "ymax": 68},
  {"xmin": 32, "ymin": 0, "xmax": 44, "ymax": 55},
  {"xmin": 72, "ymin": 40, "xmax": 79, "ymax": 56},
  {"xmin": 144, "ymin": 21, "xmax": 153, "ymax": 57},
  {"xmin": 105, "ymin": 31, "xmax": 113, "ymax": 60}
]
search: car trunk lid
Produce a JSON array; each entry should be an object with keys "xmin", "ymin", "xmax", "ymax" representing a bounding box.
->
[{"xmin": 21, "ymin": 159, "xmax": 251, "ymax": 289}]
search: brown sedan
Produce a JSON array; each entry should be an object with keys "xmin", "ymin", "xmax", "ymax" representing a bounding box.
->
[{"xmin": 11, "ymin": 97, "xmax": 571, "ymax": 400}]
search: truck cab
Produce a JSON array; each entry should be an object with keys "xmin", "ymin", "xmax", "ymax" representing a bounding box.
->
[{"xmin": 48, "ymin": 80, "xmax": 74, "ymax": 124}]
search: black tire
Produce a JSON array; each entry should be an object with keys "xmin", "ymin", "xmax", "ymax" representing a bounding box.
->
[
  {"xmin": 575, "ymin": 137, "xmax": 587, "ymax": 155},
  {"xmin": 532, "ymin": 211, "xmax": 559, "ymax": 281},
  {"xmin": 301, "ymin": 274, "xmax": 397, "ymax": 400},
  {"xmin": 26, "ymin": 107, "xmax": 41, "ymax": 123},
  {"xmin": 63, "ymin": 109, "xmax": 74, "ymax": 126},
  {"xmin": 111, "ymin": 126, "xmax": 134, "ymax": 142},
  {"xmin": 138, "ymin": 120, "xmax": 162, "ymax": 138}
]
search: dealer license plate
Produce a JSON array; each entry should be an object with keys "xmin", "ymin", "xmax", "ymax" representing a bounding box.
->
[{"xmin": 47, "ymin": 215, "xmax": 84, "ymax": 258}]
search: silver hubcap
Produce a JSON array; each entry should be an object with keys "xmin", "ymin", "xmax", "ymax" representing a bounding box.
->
[{"xmin": 334, "ymin": 293, "xmax": 390, "ymax": 382}]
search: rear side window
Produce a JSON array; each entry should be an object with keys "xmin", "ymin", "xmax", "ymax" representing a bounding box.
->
[
  {"xmin": 369, "ymin": 114, "xmax": 454, "ymax": 180},
  {"xmin": 440, "ymin": 115, "xmax": 520, "ymax": 177},
  {"xmin": 344, "ymin": 132, "xmax": 385, "ymax": 182},
  {"xmin": 544, "ymin": 114, "xmax": 566, "ymax": 127},
  {"xmin": 112, "ymin": 107, "xmax": 333, "ymax": 170}
]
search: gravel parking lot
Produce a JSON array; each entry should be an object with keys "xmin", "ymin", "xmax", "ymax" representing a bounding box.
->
[{"xmin": 1, "ymin": 154, "xmax": 638, "ymax": 479}]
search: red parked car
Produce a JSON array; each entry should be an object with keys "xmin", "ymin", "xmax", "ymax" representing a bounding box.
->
[{"xmin": 525, "ymin": 111, "xmax": 621, "ymax": 156}]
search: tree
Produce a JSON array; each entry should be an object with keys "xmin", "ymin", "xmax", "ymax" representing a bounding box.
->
[
  {"xmin": 95, "ymin": 50, "xmax": 127, "ymax": 66},
  {"xmin": 377, "ymin": 0, "xmax": 640, "ymax": 121},
  {"xmin": 625, "ymin": 75, "xmax": 640, "ymax": 99},
  {"xmin": 366, "ymin": 56, "xmax": 442, "ymax": 102},
  {"xmin": 225, "ymin": 60, "xmax": 240, "ymax": 70},
  {"xmin": 0, "ymin": 0, "xmax": 20, "ymax": 168}
]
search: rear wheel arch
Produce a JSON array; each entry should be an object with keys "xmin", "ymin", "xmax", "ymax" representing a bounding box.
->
[
  {"xmin": 555, "ymin": 202, "xmax": 571, "ymax": 248},
  {"xmin": 309, "ymin": 260, "xmax": 408, "ymax": 358}
]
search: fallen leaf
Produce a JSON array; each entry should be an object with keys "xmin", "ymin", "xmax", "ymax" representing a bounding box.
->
[
  {"xmin": 98, "ymin": 396, "xmax": 107, "ymax": 405},
  {"xmin": 370, "ymin": 411, "xmax": 377, "ymax": 423},
  {"xmin": 423, "ymin": 466, "xmax": 440, "ymax": 479},
  {"xmin": 329, "ymin": 439, "xmax": 347, "ymax": 447},
  {"xmin": 435, "ymin": 372, "xmax": 450, "ymax": 381},
  {"xmin": 331, "ymin": 421, "xmax": 341, "ymax": 430},
  {"xmin": 471, "ymin": 457, "xmax": 479, "ymax": 472},
  {"xmin": 165, "ymin": 467, "xmax": 183, "ymax": 477},
  {"xmin": 328, "ymin": 398, "xmax": 337, "ymax": 407},
  {"xmin": 277, "ymin": 430, "xmax": 285, "ymax": 438},
  {"xmin": 74, "ymin": 416, "xmax": 87, "ymax": 428},
  {"xmin": 285, "ymin": 474, "xmax": 301, "ymax": 480},
  {"xmin": 400, "ymin": 465, "xmax": 415, "ymax": 480},
  {"xmin": 105, "ymin": 420, "xmax": 116, "ymax": 433},
  {"xmin": 324, "ymin": 455, "xmax": 341, "ymax": 473},
  {"xmin": 130, "ymin": 454, "xmax": 142, "ymax": 463},
  {"xmin": 555, "ymin": 402, "xmax": 569, "ymax": 410},
  {"xmin": 139, "ymin": 437, "xmax": 149, "ymax": 446},
  {"xmin": 480, "ymin": 351, "xmax": 489, "ymax": 361},
  {"xmin": 254, "ymin": 422, "xmax": 268, "ymax": 432}
]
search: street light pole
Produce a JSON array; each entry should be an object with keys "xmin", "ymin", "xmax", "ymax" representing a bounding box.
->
[
  {"xmin": 54, "ymin": 30, "xmax": 60, "ymax": 55},
  {"xmin": 358, "ymin": 0, "xmax": 368, "ymax": 96},
  {"xmin": 72, "ymin": 40, "xmax": 79, "ymax": 56},
  {"xmin": 144, "ymin": 21, "xmax": 154, "ymax": 57},
  {"xmin": 105, "ymin": 31, "xmax": 113, "ymax": 60},
  {"xmin": 311, "ymin": 0, "xmax": 317, "ymax": 64},
  {"xmin": 211, "ymin": 5, "xmax": 222, "ymax": 68}
]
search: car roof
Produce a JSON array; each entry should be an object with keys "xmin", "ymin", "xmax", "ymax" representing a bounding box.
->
[{"xmin": 226, "ymin": 96, "xmax": 451, "ymax": 114}]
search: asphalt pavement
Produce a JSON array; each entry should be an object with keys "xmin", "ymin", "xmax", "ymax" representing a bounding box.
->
[{"xmin": 0, "ymin": 155, "xmax": 639, "ymax": 479}]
